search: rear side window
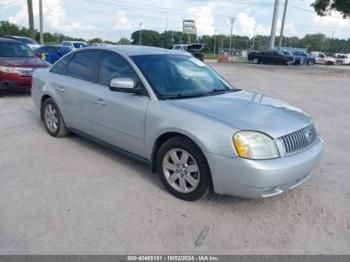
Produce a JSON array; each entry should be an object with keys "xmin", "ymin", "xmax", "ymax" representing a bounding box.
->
[
  {"xmin": 98, "ymin": 53, "xmax": 137, "ymax": 86},
  {"xmin": 66, "ymin": 51, "xmax": 99, "ymax": 82},
  {"xmin": 50, "ymin": 53, "xmax": 74, "ymax": 75}
]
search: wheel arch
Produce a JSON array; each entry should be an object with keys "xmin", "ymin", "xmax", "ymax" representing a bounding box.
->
[
  {"xmin": 40, "ymin": 94, "xmax": 52, "ymax": 121},
  {"xmin": 151, "ymin": 132, "xmax": 210, "ymax": 176}
]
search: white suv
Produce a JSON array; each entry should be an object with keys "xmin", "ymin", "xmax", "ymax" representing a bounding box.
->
[
  {"xmin": 335, "ymin": 53, "xmax": 350, "ymax": 65},
  {"xmin": 61, "ymin": 41, "xmax": 89, "ymax": 50},
  {"xmin": 311, "ymin": 52, "xmax": 336, "ymax": 65}
]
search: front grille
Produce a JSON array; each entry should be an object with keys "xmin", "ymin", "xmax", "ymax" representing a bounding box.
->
[{"xmin": 279, "ymin": 124, "xmax": 317, "ymax": 154}]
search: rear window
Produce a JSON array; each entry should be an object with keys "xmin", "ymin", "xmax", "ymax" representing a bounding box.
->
[
  {"xmin": 50, "ymin": 53, "xmax": 74, "ymax": 75},
  {"xmin": 17, "ymin": 37, "xmax": 38, "ymax": 45},
  {"xmin": 66, "ymin": 51, "xmax": 99, "ymax": 82},
  {"xmin": 0, "ymin": 42, "xmax": 35, "ymax": 57}
]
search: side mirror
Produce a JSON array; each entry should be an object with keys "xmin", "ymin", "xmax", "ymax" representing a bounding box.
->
[{"xmin": 109, "ymin": 78, "xmax": 135, "ymax": 93}]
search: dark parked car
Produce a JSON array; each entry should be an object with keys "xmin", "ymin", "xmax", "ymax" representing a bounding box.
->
[
  {"xmin": 34, "ymin": 45, "xmax": 72, "ymax": 64},
  {"xmin": 248, "ymin": 50, "xmax": 294, "ymax": 65},
  {"xmin": 186, "ymin": 43, "xmax": 204, "ymax": 61},
  {"xmin": 173, "ymin": 43, "xmax": 204, "ymax": 61},
  {"xmin": 0, "ymin": 37, "xmax": 48, "ymax": 96}
]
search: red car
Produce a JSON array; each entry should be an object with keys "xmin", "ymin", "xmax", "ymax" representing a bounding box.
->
[{"xmin": 0, "ymin": 37, "xmax": 49, "ymax": 96}]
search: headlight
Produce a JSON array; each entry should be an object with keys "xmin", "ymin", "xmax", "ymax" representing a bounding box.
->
[
  {"xmin": 0, "ymin": 66, "xmax": 33, "ymax": 76},
  {"xmin": 0, "ymin": 66, "xmax": 22, "ymax": 74},
  {"xmin": 233, "ymin": 131, "xmax": 280, "ymax": 160}
]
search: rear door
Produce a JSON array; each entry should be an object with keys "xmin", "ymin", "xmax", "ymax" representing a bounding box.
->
[
  {"xmin": 90, "ymin": 52, "xmax": 150, "ymax": 157},
  {"xmin": 60, "ymin": 50, "xmax": 100, "ymax": 134}
]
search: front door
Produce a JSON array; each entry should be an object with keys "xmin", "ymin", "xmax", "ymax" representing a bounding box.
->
[{"xmin": 90, "ymin": 52, "xmax": 150, "ymax": 157}]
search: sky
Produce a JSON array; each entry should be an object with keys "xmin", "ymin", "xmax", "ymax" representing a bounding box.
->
[{"xmin": 0, "ymin": 0, "xmax": 350, "ymax": 41}]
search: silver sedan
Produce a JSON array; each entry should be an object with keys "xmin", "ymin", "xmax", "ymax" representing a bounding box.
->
[{"xmin": 31, "ymin": 46, "xmax": 324, "ymax": 201}]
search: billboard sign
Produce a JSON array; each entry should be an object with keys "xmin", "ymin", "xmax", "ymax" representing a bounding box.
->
[{"xmin": 183, "ymin": 19, "xmax": 196, "ymax": 35}]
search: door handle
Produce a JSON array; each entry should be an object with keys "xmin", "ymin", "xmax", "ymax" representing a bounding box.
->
[
  {"xmin": 56, "ymin": 85, "xmax": 64, "ymax": 92},
  {"xmin": 94, "ymin": 98, "xmax": 106, "ymax": 105}
]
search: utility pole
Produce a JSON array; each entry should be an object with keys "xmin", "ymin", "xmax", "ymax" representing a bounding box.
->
[
  {"xmin": 220, "ymin": 37, "xmax": 224, "ymax": 55},
  {"xmin": 165, "ymin": 18, "xmax": 168, "ymax": 32},
  {"xmin": 229, "ymin": 17, "xmax": 235, "ymax": 57},
  {"xmin": 26, "ymin": 0, "xmax": 35, "ymax": 39},
  {"xmin": 278, "ymin": 0, "xmax": 289, "ymax": 51},
  {"xmin": 139, "ymin": 22, "xmax": 142, "ymax": 46},
  {"xmin": 252, "ymin": 27, "xmax": 256, "ymax": 50},
  {"xmin": 213, "ymin": 29, "xmax": 217, "ymax": 55},
  {"xmin": 269, "ymin": 0, "xmax": 280, "ymax": 50},
  {"xmin": 39, "ymin": 0, "xmax": 44, "ymax": 45}
]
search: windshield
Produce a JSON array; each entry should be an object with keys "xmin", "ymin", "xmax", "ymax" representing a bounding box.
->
[
  {"xmin": 131, "ymin": 54, "xmax": 234, "ymax": 99},
  {"xmin": 73, "ymin": 42, "xmax": 88, "ymax": 48},
  {"xmin": 0, "ymin": 42, "xmax": 35, "ymax": 57}
]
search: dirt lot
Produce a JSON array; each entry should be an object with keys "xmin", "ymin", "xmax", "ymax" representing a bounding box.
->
[{"xmin": 0, "ymin": 63, "xmax": 349, "ymax": 254}]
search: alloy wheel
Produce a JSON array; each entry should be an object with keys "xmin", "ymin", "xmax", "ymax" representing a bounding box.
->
[
  {"xmin": 44, "ymin": 104, "xmax": 59, "ymax": 133},
  {"xmin": 162, "ymin": 148, "xmax": 200, "ymax": 193}
]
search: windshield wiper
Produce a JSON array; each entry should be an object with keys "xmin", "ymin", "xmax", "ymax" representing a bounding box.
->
[
  {"xmin": 161, "ymin": 92, "xmax": 208, "ymax": 100},
  {"xmin": 161, "ymin": 89, "xmax": 239, "ymax": 100}
]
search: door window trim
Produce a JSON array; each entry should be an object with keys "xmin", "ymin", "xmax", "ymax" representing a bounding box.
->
[
  {"xmin": 96, "ymin": 50, "xmax": 150, "ymax": 98},
  {"xmin": 63, "ymin": 50, "xmax": 101, "ymax": 84}
]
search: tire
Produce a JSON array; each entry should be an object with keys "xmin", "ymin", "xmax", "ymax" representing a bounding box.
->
[
  {"xmin": 252, "ymin": 58, "xmax": 259, "ymax": 64},
  {"xmin": 156, "ymin": 137, "xmax": 211, "ymax": 201},
  {"xmin": 0, "ymin": 91, "xmax": 3, "ymax": 97},
  {"xmin": 41, "ymin": 98, "xmax": 68, "ymax": 137}
]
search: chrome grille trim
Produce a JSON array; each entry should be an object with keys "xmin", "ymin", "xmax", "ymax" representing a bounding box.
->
[{"xmin": 279, "ymin": 124, "xmax": 317, "ymax": 154}]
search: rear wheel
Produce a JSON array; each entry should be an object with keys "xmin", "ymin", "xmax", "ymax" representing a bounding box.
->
[
  {"xmin": 252, "ymin": 58, "xmax": 260, "ymax": 64},
  {"xmin": 42, "ymin": 98, "xmax": 68, "ymax": 137},
  {"xmin": 157, "ymin": 137, "xmax": 211, "ymax": 201}
]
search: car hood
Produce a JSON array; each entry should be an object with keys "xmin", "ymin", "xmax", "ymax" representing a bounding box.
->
[
  {"xmin": 0, "ymin": 57, "xmax": 48, "ymax": 68},
  {"xmin": 168, "ymin": 90, "xmax": 313, "ymax": 138}
]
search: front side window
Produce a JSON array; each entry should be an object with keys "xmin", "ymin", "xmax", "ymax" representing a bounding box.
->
[
  {"xmin": 131, "ymin": 54, "xmax": 235, "ymax": 99},
  {"xmin": 98, "ymin": 53, "xmax": 137, "ymax": 86},
  {"xmin": 66, "ymin": 51, "xmax": 99, "ymax": 82},
  {"xmin": 0, "ymin": 42, "xmax": 35, "ymax": 57}
]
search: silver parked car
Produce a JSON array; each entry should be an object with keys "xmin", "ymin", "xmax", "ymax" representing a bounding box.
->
[{"xmin": 31, "ymin": 46, "xmax": 324, "ymax": 201}]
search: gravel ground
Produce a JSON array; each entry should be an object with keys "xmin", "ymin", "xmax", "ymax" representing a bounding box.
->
[{"xmin": 0, "ymin": 63, "xmax": 349, "ymax": 254}]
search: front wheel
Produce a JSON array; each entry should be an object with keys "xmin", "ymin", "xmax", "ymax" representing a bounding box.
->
[
  {"xmin": 157, "ymin": 137, "xmax": 211, "ymax": 201},
  {"xmin": 252, "ymin": 58, "xmax": 260, "ymax": 64},
  {"xmin": 42, "ymin": 98, "xmax": 68, "ymax": 137}
]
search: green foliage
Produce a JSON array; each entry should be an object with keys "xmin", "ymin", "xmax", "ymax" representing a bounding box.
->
[{"xmin": 312, "ymin": 0, "xmax": 350, "ymax": 18}]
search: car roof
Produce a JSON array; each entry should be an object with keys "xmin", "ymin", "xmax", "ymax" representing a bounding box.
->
[
  {"xmin": 4, "ymin": 35, "xmax": 29, "ymax": 39},
  {"xmin": 0, "ymin": 37, "xmax": 23, "ymax": 43},
  {"xmin": 85, "ymin": 45, "xmax": 191, "ymax": 57},
  {"xmin": 62, "ymin": 41, "xmax": 86, "ymax": 43}
]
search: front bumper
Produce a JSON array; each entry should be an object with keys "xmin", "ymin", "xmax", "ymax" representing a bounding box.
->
[
  {"xmin": 0, "ymin": 72, "xmax": 32, "ymax": 91},
  {"xmin": 206, "ymin": 136, "xmax": 324, "ymax": 199}
]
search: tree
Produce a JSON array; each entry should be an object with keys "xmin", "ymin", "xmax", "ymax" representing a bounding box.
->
[
  {"xmin": 131, "ymin": 30, "xmax": 162, "ymax": 46},
  {"xmin": 88, "ymin": 37, "xmax": 103, "ymax": 45},
  {"xmin": 117, "ymin": 38, "xmax": 131, "ymax": 45},
  {"xmin": 312, "ymin": 0, "xmax": 350, "ymax": 18}
]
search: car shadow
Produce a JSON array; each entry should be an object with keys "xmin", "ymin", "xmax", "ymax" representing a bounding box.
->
[
  {"xmin": 61, "ymin": 131, "xmax": 165, "ymax": 191},
  {"xmin": 1, "ymin": 90, "xmax": 31, "ymax": 97},
  {"xmin": 31, "ymin": 108, "xmax": 250, "ymax": 204}
]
